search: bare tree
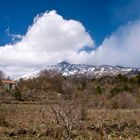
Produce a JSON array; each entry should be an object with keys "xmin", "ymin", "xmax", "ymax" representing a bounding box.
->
[
  {"xmin": 0, "ymin": 71, "xmax": 5, "ymax": 104},
  {"xmin": 0, "ymin": 71, "xmax": 5, "ymax": 80},
  {"xmin": 0, "ymin": 71, "xmax": 5, "ymax": 90},
  {"xmin": 51, "ymin": 99, "xmax": 86, "ymax": 140}
]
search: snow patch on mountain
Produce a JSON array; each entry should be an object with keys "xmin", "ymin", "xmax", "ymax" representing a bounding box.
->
[{"xmin": 15, "ymin": 61, "xmax": 140, "ymax": 80}]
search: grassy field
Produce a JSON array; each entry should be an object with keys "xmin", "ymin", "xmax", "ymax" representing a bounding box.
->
[{"xmin": 0, "ymin": 103, "xmax": 140, "ymax": 140}]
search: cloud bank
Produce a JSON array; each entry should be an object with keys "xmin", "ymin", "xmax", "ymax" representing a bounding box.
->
[
  {"xmin": 0, "ymin": 10, "xmax": 140, "ymax": 78},
  {"xmin": 92, "ymin": 21, "xmax": 140, "ymax": 67},
  {"xmin": 0, "ymin": 10, "xmax": 94, "ymax": 78}
]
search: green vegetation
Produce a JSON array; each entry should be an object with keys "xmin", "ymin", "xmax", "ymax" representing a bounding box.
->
[{"xmin": 13, "ymin": 90, "xmax": 22, "ymax": 100}]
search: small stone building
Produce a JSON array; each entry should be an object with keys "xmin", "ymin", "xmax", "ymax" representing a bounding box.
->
[{"xmin": 2, "ymin": 80, "xmax": 17, "ymax": 90}]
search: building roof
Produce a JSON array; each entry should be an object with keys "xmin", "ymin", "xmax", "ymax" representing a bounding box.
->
[{"xmin": 2, "ymin": 80, "xmax": 16, "ymax": 84}]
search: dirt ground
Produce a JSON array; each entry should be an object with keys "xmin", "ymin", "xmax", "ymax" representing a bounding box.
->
[{"xmin": 0, "ymin": 103, "xmax": 140, "ymax": 140}]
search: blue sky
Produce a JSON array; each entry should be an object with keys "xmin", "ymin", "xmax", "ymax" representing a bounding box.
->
[
  {"xmin": 0, "ymin": 0, "xmax": 139, "ymax": 46},
  {"xmin": 0, "ymin": 0, "xmax": 140, "ymax": 78}
]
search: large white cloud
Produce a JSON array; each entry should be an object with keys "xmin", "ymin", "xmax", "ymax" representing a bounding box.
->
[
  {"xmin": 68, "ymin": 21, "xmax": 140, "ymax": 67},
  {"xmin": 91, "ymin": 21, "xmax": 140, "ymax": 67},
  {"xmin": 0, "ymin": 10, "xmax": 94, "ymax": 78},
  {"xmin": 1, "ymin": 10, "xmax": 140, "ymax": 79}
]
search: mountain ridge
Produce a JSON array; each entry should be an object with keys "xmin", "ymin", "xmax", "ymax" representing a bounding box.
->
[{"xmin": 15, "ymin": 61, "xmax": 140, "ymax": 80}]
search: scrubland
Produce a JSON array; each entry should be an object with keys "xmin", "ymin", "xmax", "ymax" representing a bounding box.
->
[{"xmin": 0, "ymin": 71, "xmax": 140, "ymax": 139}]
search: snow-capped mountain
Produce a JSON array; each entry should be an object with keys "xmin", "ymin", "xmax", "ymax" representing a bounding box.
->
[{"xmin": 16, "ymin": 61, "xmax": 140, "ymax": 80}]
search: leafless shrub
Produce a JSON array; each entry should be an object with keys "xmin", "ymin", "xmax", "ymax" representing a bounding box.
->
[
  {"xmin": 110, "ymin": 93, "xmax": 139, "ymax": 109},
  {"xmin": 62, "ymin": 80, "xmax": 77, "ymax": 100},
  {"xmin": 51, "ymin": 99, "xmax": 87, "ymax": 140},
  {"xmin": 0, "ymin": 70, "xmax": 5, "ymax": 80}
]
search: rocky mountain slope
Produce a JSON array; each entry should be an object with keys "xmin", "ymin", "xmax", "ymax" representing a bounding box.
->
[{"xmin": 16, "ymin": 61, "xmax": 140, "ymax": 80}]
